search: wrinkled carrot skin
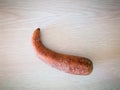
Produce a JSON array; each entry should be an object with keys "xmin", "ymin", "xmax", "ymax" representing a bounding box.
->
[{"xmin": 32, "ymin": 28, "xmax": 93, "ymax": 75}]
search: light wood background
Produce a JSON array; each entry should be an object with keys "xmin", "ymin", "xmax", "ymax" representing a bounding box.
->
[{"xmin": 0, "ymin": 0, "xmax": 120, "ymax": 90}]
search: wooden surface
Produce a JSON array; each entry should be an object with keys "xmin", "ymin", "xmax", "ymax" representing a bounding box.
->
[{"xmin": 0, "ymin": 0, "xmax": 120, "ymax": 90}]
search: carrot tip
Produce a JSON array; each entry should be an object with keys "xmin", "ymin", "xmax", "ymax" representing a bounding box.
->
[{"xmin": 36, "ymin": 28, "xmax": 40, "ymax": 31}]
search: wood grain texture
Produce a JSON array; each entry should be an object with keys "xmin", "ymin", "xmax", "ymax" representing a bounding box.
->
[{"xmin": 0, "ymin": 0, "xmax": 120, "ymax": 90}]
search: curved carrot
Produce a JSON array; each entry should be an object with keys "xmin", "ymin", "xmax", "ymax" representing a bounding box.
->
[{"xmin": 32, "ymin": 28, "xmax": 93, "ymax": 75}]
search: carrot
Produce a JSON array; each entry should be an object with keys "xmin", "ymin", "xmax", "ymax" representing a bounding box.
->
[{"xmin": 32, "ymin": 28, "xmax": 93, "ymax": 75}]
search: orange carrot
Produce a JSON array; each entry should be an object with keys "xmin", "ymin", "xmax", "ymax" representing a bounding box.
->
[{"xmin": 32, "ymin": 28, "xmax": 93, "ymax": 75}]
